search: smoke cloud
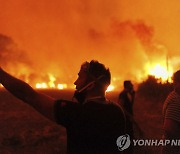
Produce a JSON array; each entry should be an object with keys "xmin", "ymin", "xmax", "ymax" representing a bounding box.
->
[{"xmin": 0, "ymin": 0, "xmax": 179, "ymax": 88}]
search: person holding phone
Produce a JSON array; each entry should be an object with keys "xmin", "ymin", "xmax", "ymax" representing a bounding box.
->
[
  {"xmin": 118, "ymin": 80, "xmax": 135, "ymax": 116},
  {"xmin": 118, "ymin": 80, "xmax": 135, "ymax": 154}
]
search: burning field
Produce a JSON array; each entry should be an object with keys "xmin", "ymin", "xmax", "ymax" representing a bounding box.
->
[{"xmin": 0, "ymin": 0, "xmax": 180, "ymax": 153}]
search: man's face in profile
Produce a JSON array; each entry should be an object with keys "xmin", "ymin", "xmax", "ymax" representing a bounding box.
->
[{"xmin": 74, "ymin": 70, "xmax": 88, "ymax": 91}]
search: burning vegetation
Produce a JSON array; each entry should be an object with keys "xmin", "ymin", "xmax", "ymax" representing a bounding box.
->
[
  {"xmin": 0, "ymin": 31, "xmax": 176, "ymax": 91},
  {"xmin": 0, "ymin": 1, "xmax": 179, "ymax": 91}
]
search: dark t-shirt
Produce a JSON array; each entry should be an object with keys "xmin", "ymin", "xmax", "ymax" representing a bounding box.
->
[{"xmin": 54, "ymin": 100, "xmax": 125, "ymax": 154}]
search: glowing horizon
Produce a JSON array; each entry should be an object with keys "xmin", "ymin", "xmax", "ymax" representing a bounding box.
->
[{"xmin": 0, "ymin": 0, "xmax": 180, "ymax": 89}]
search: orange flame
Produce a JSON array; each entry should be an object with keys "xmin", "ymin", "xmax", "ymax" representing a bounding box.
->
[
  {"xmin": 106, "ymin": 85, "xmax": 115, "ymax": 92},
  {"xmin": 35, "ymin": 74, "xmax": 68, "ymax": 89},
  {"xmin": 36, "ymin": 83, "xmax": 48, "ymax": 89},
  {"xmin": 146, "ymin": 63, "xmax": 173, "ymax": 83}
]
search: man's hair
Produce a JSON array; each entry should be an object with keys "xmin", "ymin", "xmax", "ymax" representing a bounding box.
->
[
  {"xmin": 80, "ymin": 60, "xmax": 111, "ymax": 90},
  {"xmin": 173, "ymin": 70, "xmax": 180, "ymax": 82}
]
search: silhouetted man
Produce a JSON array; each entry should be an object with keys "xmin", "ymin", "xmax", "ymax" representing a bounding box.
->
[
  {"xmin": 162, "ymin": 70, "xmax": 180, "ymax": 154},
  {"xmin": 118, "ymin": 80, "xmax": 135, "ymax": 154},
  {"xmin": 0, "ymin": 60, "xmax": 126, "ymax": 154},
  {"xmin": 118, "ymin": 80, "xmax": 135, "ymax": 115}
]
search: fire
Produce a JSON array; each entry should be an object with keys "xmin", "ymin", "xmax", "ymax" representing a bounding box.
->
[
  {"xmin": 36, "ymin": 83, "xmax": 48, "ymax": 89},
  {"xmin": 147, "ymin": 64, "xmax": 173, "ymax": 82},
  {"xmin": 57, "ymin": 84, "xmax": 68, "ymax": 90},
  {"xmin": 35, "ymin": 73, "xmax": 68, "ymax": 89},
  {"xmin": 34, "ymin": 73, "xmax": 115, "ymax": 91},
  {"xmin": 106, "ymin": 85, "xmax": 115, "ymax": 92},
  {"xmin": 48, "ymin": 74, "xmax": 56, "ymax": 88}
]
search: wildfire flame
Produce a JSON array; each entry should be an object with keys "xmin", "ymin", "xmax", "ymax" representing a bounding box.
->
[
  {"xmin": 35, "ymin": 74, "xmax": 68, "ymax": 90},
  {"xmin": 147, "ymin": 63, "xmax": 173, "ymax": 82},
  {"xmin": 36, "ymin": 83, "xmax": 48, "ymax": 89},
  {"xmin": 106, "ymin": 85, "xmax": 115, "ymax": 92},
  {"xmin": 57, "ymin": 84, "xmax": 68, "ymax": 90},
  {"xmin": 48, "ymin": 74, "xmax": 56, "ymax": 88},
  {"xmin": 0, "ymin": 59, "xmax": 175, "ymax": 91}
]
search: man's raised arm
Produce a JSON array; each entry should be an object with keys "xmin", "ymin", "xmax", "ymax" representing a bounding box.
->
[{"xmin": 0, "ymin": 67, "xmax": 56, "ymax": 121}]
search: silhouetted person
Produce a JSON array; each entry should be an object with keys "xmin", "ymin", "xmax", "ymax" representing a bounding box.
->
[
  {"xmin": 118, "ymin": 80, "xmax": 135, "ymax": 115},
  {"xmin": 118, "ymin": 80, "xmax": 135, "ymax": 154},
  {"xmin": 162, "ymin": 70, "xmax": 180, "ymax": 154},
  {"xmin": 0, "ymin": 60, "xmax": 126, "ymax": 154}
]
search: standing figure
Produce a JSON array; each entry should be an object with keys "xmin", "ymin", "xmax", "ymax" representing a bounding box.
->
[
  {"xmin": 0, "ymin": 60, "xmax": 126, "ymax": 154},
  {"xmin": 118, "ymin": 80, "xmax": 135, "ymax": 154},
  {"xmin": 118, "ymin": 80, "xmax": 135, "ymax": 115},
  {"xmin": 162, "ymin": 70, "xmax": 180, "ymax": 154}
]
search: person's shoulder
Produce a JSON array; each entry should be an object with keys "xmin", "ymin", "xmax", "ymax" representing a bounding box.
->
[
  {"xmin": 107, "ymin": 101, "xmax": 119, "ymax": 106},
  {"xmin": 166, "ymin": 91, "xmax": 180, "ymax": 100},
  {"xmin": 119, "ymin": 90, "xmax": 126, "ymax": 97},
  {"xmin": 168, "ymin": 91, "xmax": 177, "ymax": 96},
  {"xmin": 55, "ymin": 99, "xmax": 80, "ymax": 109},
  {"xmin": 107, "ymin": 102, "xmax": 126, "ymax": 119},
  {"xmin": 54, "ymin": 99, "xmax": 82, "ymax": 127},
  {"xmin": 56, "ymin": 99, "xmax": 77, "ymax": 103},
  {"xmin": 84, "ymin": 100, "xmax": 117, "ymax": 109},
  {"xmin": 107, "ymin": 101, "xmax": 124, "ymax": 112}
]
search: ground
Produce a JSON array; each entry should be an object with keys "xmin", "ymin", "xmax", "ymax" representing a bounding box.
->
[{"xmin": 0, "ymin": 89, "xmax": 166, "ymax": 153}]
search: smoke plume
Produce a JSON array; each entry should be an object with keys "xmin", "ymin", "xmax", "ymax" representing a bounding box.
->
[{"xmin": 0, "ymin": 0, "xmax": 179, "ymax": 88}]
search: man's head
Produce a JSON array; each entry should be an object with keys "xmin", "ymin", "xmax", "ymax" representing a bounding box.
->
[
  {"xmin": 123, "ymin": 80, "xmax": 133, "ymax": 92},
  {"xmin": 74, "ymin": 60, "xmax": 111, "ymax": 103},
  {"xmin": 74, "ymin": 60, "xmax": 111, "ymax": 92},
  {"xmin": 173, "ymin": 70, "xmax": 180, "ymax": 94}
]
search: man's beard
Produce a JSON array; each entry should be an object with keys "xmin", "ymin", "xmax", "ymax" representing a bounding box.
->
[{"xmin": 73, "ymin": 90, "xmax": 87, "ymax": 104}]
